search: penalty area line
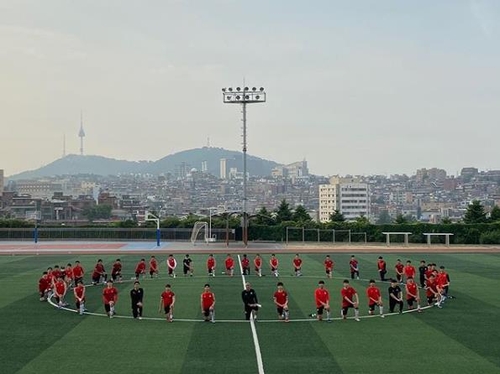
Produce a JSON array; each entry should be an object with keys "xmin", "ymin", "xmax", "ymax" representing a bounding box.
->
[{"xmin": 238, "ymin": 254, "xmax": 265, "ymax": 374}]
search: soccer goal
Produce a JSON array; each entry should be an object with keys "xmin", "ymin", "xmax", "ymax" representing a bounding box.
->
[{"xmin": 190, "ymin": 221, "xmax": 208, "ymax": 245}]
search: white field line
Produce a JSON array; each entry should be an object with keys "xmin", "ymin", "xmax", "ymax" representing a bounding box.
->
[{"xmin": 238, "ymin": 254, "xmax": 265, "ymax": 374}]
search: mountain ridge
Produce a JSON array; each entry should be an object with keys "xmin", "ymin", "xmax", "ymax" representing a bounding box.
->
[{"xmin": 8, "ymin": 147, "xmax": 282, "ymax": 180}]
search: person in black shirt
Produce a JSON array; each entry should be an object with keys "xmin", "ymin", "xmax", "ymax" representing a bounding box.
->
[
  {"xmin": 183, "ymin": 254, "xmax": 193, "ymax": 277},
  {"xmin": 130, "ymin": 281, "xmax": 144, "ymax": 319},
  {"xmin": 241, "ymin": 282, "xmax": 260, "ymax": 320},
  {"xmin": 388, "ymin": 279, "xmax": 403, "ymax": 314},
  {"xmin": 418, "ymin": 260, "xmax": 428, "ymax": 288}
]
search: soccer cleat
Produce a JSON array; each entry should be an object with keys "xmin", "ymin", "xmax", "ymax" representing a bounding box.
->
[
  {"xmin": 380, "ymin": 314, "xmax": 385, "ymax": 318},
  {"xmin": 355, "ymin": 318, "xmax": 360, "ymax": 322}
]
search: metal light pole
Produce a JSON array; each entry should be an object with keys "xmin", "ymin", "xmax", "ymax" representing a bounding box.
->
[{"xmin": 222, "ymin": 86, "xmax": 266, "ymax": 247}]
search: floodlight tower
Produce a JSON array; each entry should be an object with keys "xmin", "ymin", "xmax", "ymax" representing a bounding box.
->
[{"xmin": 221, "ymin": 86, "xmax": 266, "ymax": 247}]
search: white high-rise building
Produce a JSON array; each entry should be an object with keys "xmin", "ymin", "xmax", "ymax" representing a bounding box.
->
[
  {"xmin": 0, "ymin": 169, "xmax": 4, "ymax": 196},
  {"xmin": 220, "ymin": 158, "xmax": 227, "ymax": 179},
  {"xmin": 319, "ymin": 177, "xmax": 369, "ymax": 222}
]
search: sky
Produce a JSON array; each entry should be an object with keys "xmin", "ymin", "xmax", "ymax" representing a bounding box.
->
[{"xmin": 1, "ymin": 0, "xmax": 500, "ymax": 177}]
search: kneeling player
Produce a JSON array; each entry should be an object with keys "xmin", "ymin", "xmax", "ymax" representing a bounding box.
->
[
  {"xmin": 38, "ymin": 271, "xmax": 51, "ymax": 301},
  {"xmin": 314, "ymin": 280, "xmax": 331, "ymax": 322},
  {"xmin": 225, "ymin": 254, "xmax": 234, "ymax": 277},
  {"xmin": 324, "ymin": 255, "xmax": 334, "ymax": 279},
  {"xmin": 159, "ymin": 284, "xmax": 176, "ymax": 322},
  {"xmin": 54, "ymin": 276, "xmax": 68, "ymax": 309},
  {"xmin": 405, "ymin": 277, "xmax": 421, "ymax": 312},
  {"xmin": 73, "ymin": 280, "xmax": 86, "ymax": 315},
  {"xmin": 341, "ymin": 280, "xmax": 360, "ymax": 321},
  {"xmin": 273, "ymin": 282, "xmax": 289, "ymax": 322},
  {"xmin": 102, "ymin": 280, "xmax": 118, "ymax": 318},
  {"xmin": 111, "ymin": 258, "xmax": 123, "ymax": 283},
  {"xmin": 366, "ymin": 279, "xmax": 384, "ymax": 318},
  {"xmin": 201, "ymin": 283, "xmax": 215, "ymax": 323}
]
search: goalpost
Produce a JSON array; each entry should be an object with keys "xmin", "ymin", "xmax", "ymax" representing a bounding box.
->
[{"xmin": 190, "ymin": 221, "xmax": 208, "ymax": 245}]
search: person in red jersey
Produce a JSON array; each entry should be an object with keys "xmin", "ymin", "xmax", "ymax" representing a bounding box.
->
[
  {"xmin": 167, "ymin": 254, "xmax": 177, "ymax": 278},
  {"xmin": 425, "ymin": 274, "xmax": 441, "ymax": 307},
  {"xmin": 405, "ymin": 277, "xmax": 421, "ymax": 312},
  {"xmin": 269, "ymin": 254, "xmax": 279, "ymax": 277},
  {"xmin": 73, "ymin": 280, "xmax": 86, "ymax": 315},
  {"xmin": 149, "ymin": 255, "xmax": 159, "ymax": 278},
  {"xmin": 46, "ymin": 267, "xmax": 54, "ymax": 289},
  {"xmin": 224, "ymin": 254, "xmax": 235, "ymax": 277},
  {"xmin": 159, "ymin": 284, "xmax": 176, "ymax": 322},
  {"xmin": 404, "ymin": 260, "xmax": 416, "ymax": 282},
  {"xmin": 425, "ymin": 263, "xmax": 436, "ymax": 282},
  {"xmin": 254, "ymin": 254, "xmax": 262, "ymax": 277},
  {"xmin": 349, "ymin": 255, "xmax": 359, "ymax": 280},
  {"xmin": 54, "ymin": 276, "xmax": 68, "ymax": 309},
  {"xmin": 377, "ymin": 256, "xmax": 387, "ymax": 282},
  {"xmin": 64, "ymin": 263, "xmax": 74, "ymax": 287},
  {"xmin": 72, "ymin": 261, "xmax": 85, "ymax": 285},
  {"xmin": 273, "ymin": 282, "xmax": 289, "ymax": 322},
  {"xmin": 241, "ymin": 254, "xmax": 250, "ymax": 275},
  {"xmin": 200, "ymin": 283, "xmax": 215, "ymax": 323},
  {"xmin": 314, "ymin": 280, "xmax": 331, "ymax": 322},
  {"xmin": 111, "ymin": 258, "xmax": 123, "ymax": 282},
  {"xmin": 366, "ymin": 279, "xmax": 384, "ymax": 318},
  {"xmin": 293, "ymin": 254, "xmax": 303, "ymax": 277},
  {"xmin": 207, "ymin": 254, "xmax": 216, "ymax": 277},
  {"xmin": 102, "ymin": 279, "xmax": 118, "ymax": 318},
  {"xmin": 91, "ymin": 259, "xmax": 107, "ymax": 285},
  {"xmin": 436, "ymin": 266, "xmax": 450, "ymax": 307},
  {"xmin": 52, "ymin": 265, "xmax": 62, "ymax": 281},
  {"xmin": 341, "ymin": 279, "xmax": 360, "ymax": 321},
  {"xmin": 38, "ymin": 271, "xmax": 51, "ymax": 301},
  {"xmin": 324, "ymin": 255, "xmax": 334, "ymax": 279},
  {"xmin": 134, "ymin": 259, "xmax": 146, "ymax": 280},
  {"xmin": 394, "ymin": 259, "xmax": 404, "ymax": 283}
]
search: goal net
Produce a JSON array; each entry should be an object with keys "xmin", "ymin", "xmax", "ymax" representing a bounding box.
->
[{"xmin": 190, "ymin": 221, "xmax": 208, "ymax": 245}]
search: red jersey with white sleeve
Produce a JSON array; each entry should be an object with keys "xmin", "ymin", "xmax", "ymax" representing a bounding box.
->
[
  {"xmin": 366, "ymin": 286, "xmax": 381, "ymax": 305},
  {"xmin": 54, "ymin": 279, "xmax": 66, "ymax": 296},
  {"xmin": 349, "ymin": 259, "xmax": 359, "ymax": 272},
  {"xmin": 74, "ymin": 284, "xmax": 85, "ymax": 301},
  {"xmin": 254, "ymin": 257, "xmax": 262, "ymax": 269},
  {"xmin": 73, "ymin": 264, "xmax": 84, "ymax": 279},
  {"xmin": 395, "ymin": 263, "xmax": 404, "ymax": 275},
  {"xmin": 135, "ymin": 262, "xmax": 146, "ymax": 274},
  {"xmin": 207, "ymin": 257, "xmax": 216, "ymax": 270},
  {"xmin": 293, "ymin": 258, "xmax": 302, "ymax": 269},
  {"xmin": 274, "ymin": 290, "xmax": 288, "ymax": 306},
  {"xmin": 406, "ymin": 282, "xmax": 418, "ymax": 300},
  {"xmin": 161, "ymin": 291, "xmax": 175, "ymax": 307},
  {"xmin": 270, "ymin": 257, "xmax": 279, "ymax": 269},
  {"xmin": 92, "ymin": 263, "xmax": 105, "ymax": 279},
  {"xmin": 167, "ymin": 258, "xmax": 177, "ymax": 270},
  {"xmin": 201, "ymin": 292, "xmax": 215, "ymax": 309},
  {"xmin": 324, "ymin": 258, "xmax": 334, "ymax": 272},
  {"xmin": 149, "ymin": 258, "xmax": 158, "ymax": 272},
  {"xmin": 241, "ymin": 257, "xmax": 250, "ymax": 268},
  {"xmin": 404, "ymin": 265, "xmax": 416, "ymax": 279},
  {"xmin": 103, "ymin": 287, "xmax": 118, "ymax": 304},
  {"xmin": 341, "ymin": 286, "xmax": 358, "ymax": 308},
  {"xmin": 436, "ymin": 272, "xmax": 449, "ymax": 288},
  {"xmin": 225, "ymin": 257, "xmax": 234, "ymax": 270},
  {"xmin": 315, "ymin": 288, "xmax": 329, "ymax": 308}
]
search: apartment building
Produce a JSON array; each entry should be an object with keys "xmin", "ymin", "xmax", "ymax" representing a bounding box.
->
[{"xmin": 319, "ymin": 177, "xmax": 369, "ymax": 222}]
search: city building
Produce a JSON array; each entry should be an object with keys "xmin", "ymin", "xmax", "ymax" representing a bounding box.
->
[
  {"xmin": 220, "ymin": 158, "xmax": 227, "ymax": 179},
  {"xmin": 319, "ymin": 177, "xmax": 369, "ymax": 222}
]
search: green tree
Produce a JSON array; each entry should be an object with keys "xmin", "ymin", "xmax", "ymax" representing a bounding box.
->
[
  {"xmin": 274, "ymin": 199, "xmax": 293, "ymax": 223},
  {"xmin": 329, "ymin": 210, "xmax": 345, "ymax": 222},
  {"xmin": 489, "ymin": 205, "xmax": 500, "ymax": 222},
  {"xmin": 393, "ymin": 213, "xmax": 408, "ymax": 224},
  {"xmin": 463, "ymin": 200, "xmax": 487, "ymax": 224},
  {"xmin": 292, "ymin": 205, "xmax": 311, "ymax": 222},
  {"xmin": 440, "ymin": 216, "xmax": 452, "ymax": 224},
  {"xmin": 253, "ymin": 207, "xmax": 275, "ymax": 225},
  {"xmin": 355, "ymin": 215, "xmax": 370, "ymax": 225},
  {"xmin": 376, "ymin": 210, "xmax": 392, "ymax": 224}
]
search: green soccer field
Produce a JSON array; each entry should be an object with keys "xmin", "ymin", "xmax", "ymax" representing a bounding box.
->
[{"xmin": 1, "ymin": 251, "xmax": 500, "ymax": 374}]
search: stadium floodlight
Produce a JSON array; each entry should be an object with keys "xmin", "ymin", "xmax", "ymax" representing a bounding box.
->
[{"xmin": 221, "ymin": 84, "xmax": 267, "ymax": 247}]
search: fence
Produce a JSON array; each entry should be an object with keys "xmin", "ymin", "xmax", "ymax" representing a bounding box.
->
[
  {"xmin": 285, "ymin": 227, "xmax": 367, "ymax": 245},
  {"xmin": 0, "ymin": 228, "xmax": 236, "ymax": 242}
]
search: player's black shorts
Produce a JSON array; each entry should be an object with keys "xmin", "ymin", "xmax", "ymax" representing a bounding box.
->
[
  {"xmin": 326, "ymin": 269, "xmax": 332, "ymax": 275},
  {"xmin": 203, "ymin": 308, "xmax": 211, "ymax": 317},
  {"xmin": 407, "ymin": 297, "xmax": 416, "ymax": 306},
  {"xmin": 342, "ymin": 306, "xmax": 354, "ymax": 315},
  {"xmin": 277, "ymin": 307, "xmax": 284, "ymax": 315},
  {"xmin": 368, "ymin": 303, "xmax": 376, "ymax": 311},
  {"xmin": 208, "ymin": 268, "xmax": 214, "ymax": 274},
  {"xmin": 316, "ymin": 306, "xmax": 324, "ymax": 315},
  {"xmin": 294, "ymin": 267, "xmax": 301, "ymax": 272},
  {"xmin": 164, "ymin": 305, "xmax": 172, "ymax": 314},
  {"xmin": 271, "ymin": 267, "xmax": 277, "ymax": 272},
  {"xmin": 104, "ymin": 303, "xmax": 112, "ymax": 313},
  {"xmin": 111, "ymin": 272, "xmax": 121, "ymax": 281}
]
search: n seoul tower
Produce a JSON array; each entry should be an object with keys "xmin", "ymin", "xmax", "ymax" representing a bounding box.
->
[{"xmin": 79, "ymin": 111, "xmax": 85, "ymax": 156}]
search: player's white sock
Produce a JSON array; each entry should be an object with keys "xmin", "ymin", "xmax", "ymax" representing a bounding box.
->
[
  {"xmin": 210, "ymin": 310, "xmax": 215, "ymax": 322},
  {"xmin": 80, "ymin": 303, "xmax": 85, "ymax": 315},
  {"xmin": 110, "ymin": 305, "xmax": 115, "ymax": 315},
  {"xmin": 379, "ymin": 306, "xmax": 384, "ymax": 315},
  {"xmin": 326, "ymin": 310, "xmax": 331, "ymax": 320},
  {"xmin": 354, "ymin": 309, "xmax": 360, "ymax": 318},
  {"xmin": 284, "ymin": 310, "xmax": 289, "ymax": 320}
]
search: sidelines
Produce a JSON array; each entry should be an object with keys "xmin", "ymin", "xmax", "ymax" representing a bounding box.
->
[{"xmin": 238, "ymin": 254, "xmax": 265, "ymax": 374}]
